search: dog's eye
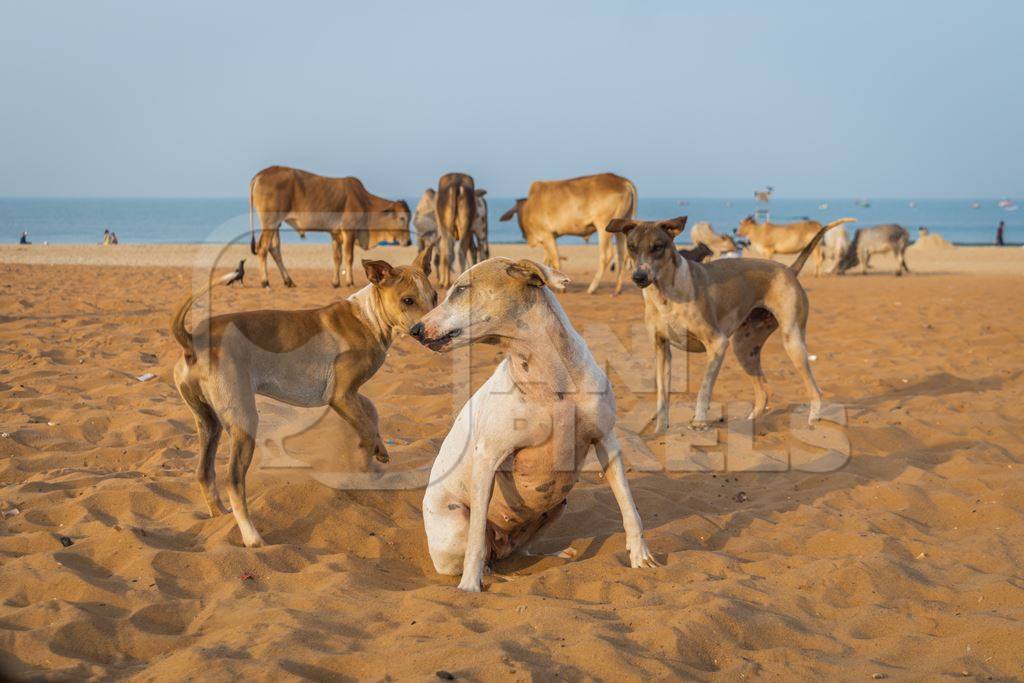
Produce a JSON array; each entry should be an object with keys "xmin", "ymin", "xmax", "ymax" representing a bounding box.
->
[
  {"xmin": 453, "ymin": 284, "xmax": 470, "ymax": 297},
  {"xmin": 652, "ymin": 244, "xmax": 665, "ymax": 253},
  {"xmin": 401, "ymin": 297, "xmax": 415, "ymax": 306}
]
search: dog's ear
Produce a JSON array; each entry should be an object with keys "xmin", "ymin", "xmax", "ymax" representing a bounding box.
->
[
  {"xmin": 605, "ymin": 218, "xmax": 636, "ymax": 234},
  {"xmin": 658, "ymin": 216, "xmax": 688, "ymax": 236},
  {"xmin": 506, "ymin": 259, "xmax": 570, "ymax": 291},
  {"xmin": 362, "ymin": 259, "xmax": 394, "ymax": 285},
  {"xmin": 411, "ymin": 238, "xmax": 436, "ymax": 277},
  {"xmin": 475, "ymin": 189, "xmax": 487, "ymax": 198}
]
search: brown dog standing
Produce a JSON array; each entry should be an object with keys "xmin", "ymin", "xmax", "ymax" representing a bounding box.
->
[
  {"xmin": 608, "ymin": 216, "xmax": 832, "ymax": 431},
  {"xmin": 171, "ymin": 247, "xmax": 436, "ymax": 547}
]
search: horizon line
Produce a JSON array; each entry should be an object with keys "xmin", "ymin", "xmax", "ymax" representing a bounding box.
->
[{"xmin": 0, "ymin": 195, "xmax": 1017, "ymax": 202}]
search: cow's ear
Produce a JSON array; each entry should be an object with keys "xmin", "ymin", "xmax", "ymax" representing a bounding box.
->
[
  {"xmin": 658, "ymin": 216, "xmax": 688, "ymax": 236},
  {"xmin": 605, "ymin": 219, "xmax": 636, "ymax": 234},
  {"xmin": 362, "ymin": 259, "xmax": 393, "ymax": 285}
]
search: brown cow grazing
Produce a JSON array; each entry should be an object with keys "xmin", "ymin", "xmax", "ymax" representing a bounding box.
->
[
  {"xmin": 434, "ymin": 173, "xmax": 477, "ymax": 288},
  {"xmin": 499, "ymin": 173, "xmax": 637, "ymax": 294},
  {"xmin": 249, "ymin": 166, "xmax": 411, "ymax": 288}
]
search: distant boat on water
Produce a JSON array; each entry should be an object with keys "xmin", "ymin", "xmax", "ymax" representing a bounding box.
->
[
  {"xmin": 970, "ymin": 202, "xmax": 981, "ymax": 209},
  {"xmin": 818, "ymin": 203, "xmax": 829, "ymax": 210},
  {"xmin": 998, "ymin": 198, "xmax": 1015, "ymax": 208},
  {"xmin": 855, "ymin": 198, "xmax": 871, "ymax": 208},
  {"xmin": 908, "ymin": 201, "xmax": 917, "ymax": 209}
]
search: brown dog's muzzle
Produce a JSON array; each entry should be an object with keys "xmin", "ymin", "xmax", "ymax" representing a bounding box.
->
[{"xmin": 632, "ymin": 263, "xmax": 653, "ymax": 288}]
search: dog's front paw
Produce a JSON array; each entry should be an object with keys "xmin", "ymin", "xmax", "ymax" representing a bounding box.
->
[
  {"xmin": 372, "ymin": 442, "xmax": 390, "ymax": 463},
  {"xmin": 688, "ymin": 419, "xmax": 712, "ymax": 432},
  {"xmin": 629, "ymin": 539, "xmax": 660, "ymax": 569},
  {"xmin": 457, "ymin": 575, "xmax": 483, "ymax": 592}
]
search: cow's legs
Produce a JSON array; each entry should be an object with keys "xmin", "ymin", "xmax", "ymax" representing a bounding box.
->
[
  {"xmin": 268, "ymin": 231, "xmax": 295, "ymax": 287},
  {"xmin": 586, "ymin": 230, "xmax": 614, "ymax": 294},
  {"xmin": 457, "ymin": 231, "xmax": 474, "ymax": 273},
  {"xmin": 256, "ymin": 217, "xmax": 282, "ymax": 288},
  {"xmin": 438, "ymin": 233, "xmax": 452, "ymax": 288},
  {"xmin": 331, "ymin": 235, "xmax": 344, "ymax": 288},
  {"xmin": 342, "ymin": 231, "xmax": 357, "ymax": 287},
  {"xmin": 612, "ymin": 232, "xmax": 626, "ymax": 295},
  {"xmin": 539, "ymin": 233, "xmax": 561, "ymax": 270}
]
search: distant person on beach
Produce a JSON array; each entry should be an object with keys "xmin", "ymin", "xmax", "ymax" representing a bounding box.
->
[
  {"xmin": 996, "ymin": 221, "xmax": 1005, "ymax": 246},
  {"xmin": 102, "ymin": 229, "xmax": 111, "ymax": 245},
  {"xmin": 110, "ymin": 232, "xmax": 119, "ymax": 245},
  {"xmin": 19, "ymin": 231, "xmax": 30, "ymax": 245}
]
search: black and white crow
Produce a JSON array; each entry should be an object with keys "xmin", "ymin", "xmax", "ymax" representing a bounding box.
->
[{"xmin": 225, "ymin": 259, "xmax": 246, "ymax": 286}]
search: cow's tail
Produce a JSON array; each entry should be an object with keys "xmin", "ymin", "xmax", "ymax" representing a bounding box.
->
[
  {"xmin": 790, "ymin": 218, "xmax": 855, "ymax": 275},
  {"xmin": 248, "ymin": 176, "xmax": 257, "ymax": 254},
  {"xmin": 171, "ymin": 271, "xmax": 236, "ymax": 362}
]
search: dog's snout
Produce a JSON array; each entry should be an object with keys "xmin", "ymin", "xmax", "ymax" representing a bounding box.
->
[
  {"xmin": 409, "ymin": 322, "xmax": 425, "ymax": 340},
  {"xmin": 632, "ymin": 270, "xmax": 650, "ymax": 287}
]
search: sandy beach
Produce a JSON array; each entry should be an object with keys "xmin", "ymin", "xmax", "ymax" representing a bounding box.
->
[{"xmin": 2, "ymin": 243, "xmax": 1023, "ymax": 680}]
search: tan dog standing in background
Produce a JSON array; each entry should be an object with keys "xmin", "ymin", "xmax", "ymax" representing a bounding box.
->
[
  {"xmin": 171, "ymin": 247, "xmax": 436, "ymax": 547},
  {"xmin": 608, "ymin": 216, "xmax": 833, "ymax": 432}
]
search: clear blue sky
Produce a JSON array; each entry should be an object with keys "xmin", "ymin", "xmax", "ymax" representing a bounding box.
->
[{"xmin": 1, "ymin": 1, "xmax": 1021, "ymax": 198}]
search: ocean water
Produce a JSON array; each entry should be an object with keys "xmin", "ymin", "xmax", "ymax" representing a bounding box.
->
[{"xmin": 1, "ymin": 197, "xmax": 1020, "ymax": 246}]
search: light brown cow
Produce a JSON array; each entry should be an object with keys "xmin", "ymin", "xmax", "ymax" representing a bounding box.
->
[
  {"xmin": 735, "ymin": 214, "xmax": 856, "ymax": 262},
  {"xmin": 499, "ymin": 173, "xmax": 637, "ymax": 294},
  {"xmin": 249, "ymin": 166, "xmax": 411, "ymax": 288},
  {"xmin": 434, "ymin": 173, "xmax": 477, "ymax": 288}
]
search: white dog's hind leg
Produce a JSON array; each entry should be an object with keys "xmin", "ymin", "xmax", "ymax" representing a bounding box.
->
[
  {"xmin": 594, "ymin": 433, "xmax": 659, "ymax": 569},
  {"xmin": 423, "ymin": 490, "xmax": 469, "ymax": 576}
]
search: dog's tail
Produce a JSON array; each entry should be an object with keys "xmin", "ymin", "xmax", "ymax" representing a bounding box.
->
[
  {"xmin": 825, "ymin": 217, "xmax": 857, "ymax": 231},
  {"xmin": 171, "ymin": 270, "xmax": 237, "ymax": 361},
  {"xmin": 790, "ymin": 218, "xmax": 856, "ymax": 275},
  {"xmin": 248, "ymin": 176, "xmax": 258, "ymax": 254}
]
